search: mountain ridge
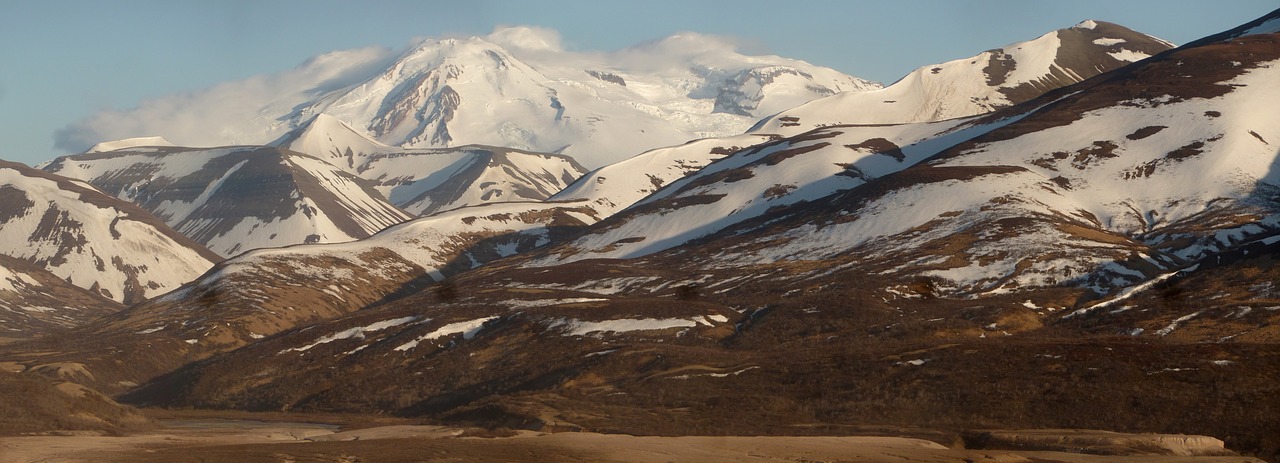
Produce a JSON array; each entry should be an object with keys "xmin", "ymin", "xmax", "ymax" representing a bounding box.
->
[
  {"xmin": 0, "ymin": 160, "xmax": 219, "ymax": 305},
  {"xmin": 750, "ymin": 20, "xmax": 1173, "ymax": 135}
]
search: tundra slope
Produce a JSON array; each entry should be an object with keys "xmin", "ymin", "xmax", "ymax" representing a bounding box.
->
[{"xmin": 0, "ymin": 254, "xmax": 119, "ymax": 340}]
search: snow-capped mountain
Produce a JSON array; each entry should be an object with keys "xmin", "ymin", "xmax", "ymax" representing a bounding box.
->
[
  {"xmin": 534, "ymin": 116, "xmax": 1014, "ymax": 264},
  {"xmin": 277, "ymin": 114, "xmax": 586, "ymax": 215},
  {"xmin": 287, "ymin": 30, "xmax": 877, "ymax": 167},
  {"xmin": 0, "ymin": 254, "xmax": 120, "ymax": 339},
  {"xmin": 751, "ymin": 20, "xmax": 1173, "ymax": 135},
  {"xmin": 62, "ymin": 28, "xmax": 879, "ymax": 169},
  {"xmin": 0, "ymin": 160, "xmax": 219, "ymax": 305},
  {"xmin": 136, "ymin": 16, "xmax": 1280, "ymax": 420},
  {"xmin": 600, "ymin": 22, "xmax": 1280, "ymax": 305},
  {"xmin": 14, "ymin": 11, "xmax": 1280, "ymax": 459},
  {"xmin": 540, "ymin": 20, "xmax": 1176, "ymax": 240},
  {"xmin": 42, "ymin": 145, "xmax": 414, "ymax": 257}
]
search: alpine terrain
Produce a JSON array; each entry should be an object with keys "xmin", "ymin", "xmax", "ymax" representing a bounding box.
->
[
  {"xmin": 61, "ymin": 27, "xmax": 881, "ymax": 169},
  {"xmin": 42, "ymin": 143, "xmax": 414, "ymax": 257},
  {"xmin": 4, "ymin": 9, "xmax": 1280, "ymax": 463},
  {"xmin": 0, "ymin": 160, "xmax": 219, "ymax": 305},
  {"xmin": 276, "ymin": 113, "xmax": 587, "ymax": 216}
]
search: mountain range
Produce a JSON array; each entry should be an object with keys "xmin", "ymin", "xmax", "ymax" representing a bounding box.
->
[
  {"xmin": 59, "ymin": 27, "xmax": 879, "ymax": 169},
  {"xmin": 4, "ymin": 9, "xmax": 1280, "ymax": 462}
]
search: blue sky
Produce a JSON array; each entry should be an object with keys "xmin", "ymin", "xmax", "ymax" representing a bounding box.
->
[{"xmin": 0, "ymin": 0, "xmax": 1275, "ymax": 166}]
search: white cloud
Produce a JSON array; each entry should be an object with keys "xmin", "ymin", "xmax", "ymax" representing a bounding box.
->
[
  {"xmin": 55, "ymin": 46, "xmax": 396, "ymax": 153},
  {"xmin": 486, "ymin": 25, "xmax": 564, "ymax": 52}
]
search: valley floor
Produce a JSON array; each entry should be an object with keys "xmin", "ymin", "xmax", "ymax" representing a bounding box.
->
[{"xmin": 0, "ymin": 411, "xmax": 1262, "ymax": 463}]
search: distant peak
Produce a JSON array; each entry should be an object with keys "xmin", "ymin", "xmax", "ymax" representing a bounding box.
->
[
  {"xmin": 1074, "ymin": 19, "xmax": 1099, "ymax": 30},
  {"xmin": 85, "ymin": 136, "xmax": 174, "ymax": 153}
]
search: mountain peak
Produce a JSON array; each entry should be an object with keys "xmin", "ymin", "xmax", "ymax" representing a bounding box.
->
[
  {"xmin": 63, "ymin": 28, "xmax": 877, "ymax": 169},
  {"xmin": 1072, "ymin": 19, "xmax": 1100, "ymax": 30},
  {"xmin": 86, "ymin": 136, "xmax": 174, "ymax": 153}
]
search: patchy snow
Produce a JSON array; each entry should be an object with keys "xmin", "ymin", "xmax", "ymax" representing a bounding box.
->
[
  {"xmin": 504, "ymin": 298, "xmax": 608, "ymax": 309},
  {"xmin": 281, "ymin": 316, "xmax": 419, "ymax": 354},
  {"xmin": 1068, "ymin": 266, "xmax": 1197, "ymax": 319},
  {"xmin": 394, "ymin": 316, "xmax": 497, "ymax": 351},
  {"xmin": 551, "ymin": 134, "xmax": 776, "ymax": 220},
  {"xmin": 1092, "ymin": 38, "xmax": 1127, "ymax": 46},
  {"xmin": 668, "ymin": 366, "xmax": 759, "ymax": 380},
  {"xmin": 134, "ymin": 326, "xmax": 166, "ymax": 335},
  {"xmin": 1156, "ymin": 311, "xmax": 1204, "ymax": 336},
  {"xmin": 555, "ymin": 316, "xmax": 716, "ymax": 336},
  {"xmin": 1108, "ymin": 49, "xmax": 1152, "ymax": 62},
  {"xmin": 537, "ymin": 114, "xmax": 1039, "ymax": 264}
]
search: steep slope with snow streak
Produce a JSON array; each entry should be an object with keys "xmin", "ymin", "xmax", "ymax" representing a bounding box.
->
[
  {"xmin": 549, "ymin": 133, "xmax": 781, "ymax": 220},
  {"xmin": 751, "ymin": 20, "xmax": 1173, "ymax": 135},
  {"xmin": 0, "ymin": 160, "xmax": 219, "ymax": 305},
  {"xmin": 278, "ymin": 114, "xmax": 586, "ymax": 215},
  {"xmin": 43, "ymin": 145, "xmax": 413, "ymax": 257},
  {"xmin": 534, "ymin": 114, "xmax": 1032, "ymax": 264}
]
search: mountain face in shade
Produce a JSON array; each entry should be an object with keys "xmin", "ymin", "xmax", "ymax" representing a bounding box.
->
[
  {"xmin": 0, "ymin": 160, "xmax": 219, "ymax": 305},
  {"xmin": 42, "ymin": 145, "xmax": 414, "ymax": 258},
  {"xmin": 0, "ymin": 254, "xmax": 120, "ymax": 340},
  {"xmin": 751, "ymin": 20, "xmax": 1174, "ymax": 135}
]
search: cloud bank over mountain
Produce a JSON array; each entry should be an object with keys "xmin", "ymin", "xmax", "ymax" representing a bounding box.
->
[{"xmin": 54, "ymin": 46, "xmax": 397, "ymax": 153}]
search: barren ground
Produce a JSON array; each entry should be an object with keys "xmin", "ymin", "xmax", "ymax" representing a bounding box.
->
[{"xmin": 0, "ymin": 411, "xmax": 1264, "ymax": 463}]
